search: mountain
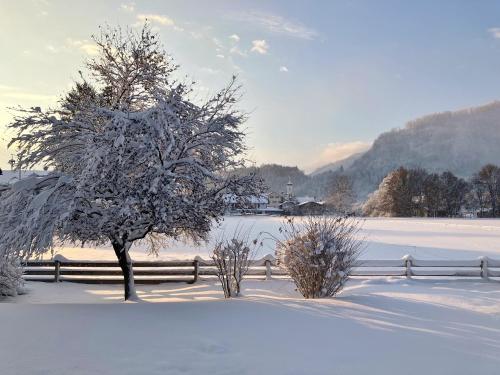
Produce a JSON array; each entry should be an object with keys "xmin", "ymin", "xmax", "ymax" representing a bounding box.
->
[
  {"xmin": 310, "ymin": 152, "xmax": 364, "ymax": 176},
  {"xmin": 236, "ymin": 101, "xmax": 500, "ymax": 201},
  {"xmin": 346, "ymin": 101, "xmax": 500, "ymax": 197}
]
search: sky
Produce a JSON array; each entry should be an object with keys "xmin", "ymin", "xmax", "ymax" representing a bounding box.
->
[{"xmin": 2, "ymin": 0, "xmax": 500, "ymax": 172}]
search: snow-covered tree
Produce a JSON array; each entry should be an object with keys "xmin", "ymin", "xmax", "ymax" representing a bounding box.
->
[
  {"xmin": 0, "ymin": 256, "xmax": 24, "ymax": 297},
  {"xmin": 470, "ymin": 173, "xmax": 490, "ymax": 216},
  {"xmin": 474, "ymin": 164, "xmax": 500, "ymax": 217},
  {"xmin": 325, "ymin": 174, "xmax": 355, "ymax": 214},
  {"xmin": 363, "ymin": 166, "xmax": 469, "ymax": 217},
  {"xmin": 362, "ymin": 169, "xmax": 402, "ymax": 217},
  {"xmin": 440, "ymin": 171, "xmax": 468, "ymax": 217},
  {"xmin": 422, "ymin": 172, "xmax": 443, "ymax": 217},
  {"xmin": 1, "ymin": 24, "xmax": 260, "ymax": 300}
]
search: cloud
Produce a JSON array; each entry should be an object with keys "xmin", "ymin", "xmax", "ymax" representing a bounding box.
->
[
  {"xmin": 211, "ymin": 35, "xmax": 248, "ymax": 58},
  {"xmin": 229, "ymin": 34, "xmax": 240, "ymax": 42},
  {"xmin": 120, "ymin": 3, "xmax": 135, "ymax": 12},
  {"xmin": 212, "ymin": 37, "xmax": 224, "ymax": 50},
  {"xmin": 66, "ymin": 39, "xmax": 99, "ymax": 56},
  {"xmin": 230, "ymin": 45, "xmax": 247, "ymax": 57},
  {"xmin": 279, "ymin": 66, "xmax": 289, "ymax": 72},
  {"xmin": 232, "ymin": 11, "xmax": 319, "ymax": 40},
  {"xmin": 135, "ymin": 14, "xmax": 184, "ymax": 32},
  {"xmin": 190, "ymin": 31, "xmax": 203, "ymax": 39},
  {"xmin": 0, "ymin": 84, "xmax": 57, "ymax": 102},
  {"xmin": 251, "ymin": 40, "xmax": 269, "ymax": 54},
  {"xmin": 200, "ymin": 67, "xmax": 220, "ymax": 75},
  {"xmin": 310, "ymin": 141, "xmax": 371, "ymax": 171},
  {"xmin": 488, "ymin": 27, "xmax": 500, "ymax": 39},
  {"xmin": 79, "ymin": 44, "xmax": 99, "ymax": 56},
  {"xmin": 45, "ymin": 44, "xmax": 58, "ymax": 53},
  {"xmin": 137, "ymin": 14, "xmax": 175, "ymax": 26}
]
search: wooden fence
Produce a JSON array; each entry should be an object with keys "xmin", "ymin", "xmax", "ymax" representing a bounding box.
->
[{"xmin": 23, "ymin": 254, "xmax": 500, "ymax": 284}]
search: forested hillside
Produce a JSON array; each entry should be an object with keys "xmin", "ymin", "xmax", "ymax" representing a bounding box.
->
[{"xmin": 346, "ymin": 101, "xmax": 500, "ymax": 197}]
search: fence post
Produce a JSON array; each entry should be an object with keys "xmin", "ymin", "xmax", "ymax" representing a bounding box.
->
[
  {"xmin": 192, "ymin": 259, "xmax": 199, "ymax": 283},
  {"xmin": 480, "ymin": 256, "xmax": 489, "ymax": 280},
  {"xmin": 54, "ymin": 260, "xmax": 61, "ymax": 283},
  {"xmin": 403, "ymin": 255, "xmax": 413, "ymax": 279},
  {"xmin": 265, "ymin": 259, "xmax": 272, "ymax": 280}
]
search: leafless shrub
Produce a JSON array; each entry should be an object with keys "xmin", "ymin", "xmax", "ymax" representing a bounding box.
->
[
  {"xmin": 211, "ymin": 230, "xmax": 260, "ymax": 298},
  {"xmin": 276, "ymin": 216, "xmax": 363, "ymax": 298}
]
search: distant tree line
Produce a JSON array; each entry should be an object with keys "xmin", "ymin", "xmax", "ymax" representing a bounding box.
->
[
  {"xmin": 325, "ymin": 173, "xmax": 356, "ymax": 214},
  {"xmin": 363, "ymin": 164, "xmax": 500, "ymax": 217},
  {"xmin": 234, "ymin": 163, "xmax": 347, "ymax": 199}
]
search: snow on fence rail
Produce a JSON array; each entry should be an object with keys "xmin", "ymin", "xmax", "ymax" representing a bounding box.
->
[{"xmin": 22, "ymin": 255, "xmax": 500, "ymax": 284}]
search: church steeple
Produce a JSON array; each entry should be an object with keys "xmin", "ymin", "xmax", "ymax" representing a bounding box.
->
[{"xmin": 286, "ymin": 177, "xmax": 293, "ymax": 200}]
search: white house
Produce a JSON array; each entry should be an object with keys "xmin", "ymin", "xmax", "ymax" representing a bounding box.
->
[{"xmin": 223, "ymin": 194, "xmax": 269, "ymax": 214}]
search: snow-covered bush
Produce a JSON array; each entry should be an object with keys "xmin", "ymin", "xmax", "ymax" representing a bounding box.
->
[
  {"xmin": 276, "ymin": 217, "xmax": 362, "ymax": 299},
  {"xmin": 0, "ymin": 257, "xmax": 24, "ymax": 297},
  {"xmin": 212, "ymin": 234, "xmax": 260, "ymax": 298}
]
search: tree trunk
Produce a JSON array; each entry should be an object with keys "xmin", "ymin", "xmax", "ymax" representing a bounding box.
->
[{"xmin": 111, "ymin": 239, "xmax": 138, "ymax": 301}]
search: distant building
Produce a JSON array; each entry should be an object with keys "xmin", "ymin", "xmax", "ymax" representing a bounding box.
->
[
  {"xmin": 294, "ymin": 201, "xmax": 325, "ymax": 216},
  {"xmin": 280, "ymin": 200, "xmax": 297, "ymax": 214},
  {"xmin": 224, "ymin": 194, "xmax": 283, "ymax": 215},
  {"xmin": 266, "ymin": 177, "xmax": 296, "ymax": 213},
  {"xmin": 286, "ymin": 178, "xmax": 294, "ymax": 200},
  {"xmin": 296, "ymin": 196, "xmax": 316, "ymax": 204},
  {"xmin": 268, "ymin": 191, "xmax": 284, "ymax": 208},
  {"xmin": 266, "ymin": 178, "xmax": 326, "ymax": 215}
]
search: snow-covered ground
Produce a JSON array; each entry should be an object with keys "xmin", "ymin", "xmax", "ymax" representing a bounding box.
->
[
  {"xmin": 47, "ymin": 216, "xmax": 500, "ymax": 261},
  {"xmin": 4, "ymin": 216, "xmax": 500, "ymax": 374},
  {"xmin": 2, "ymin": 278, "xmax": 500, "ymax": 375}
]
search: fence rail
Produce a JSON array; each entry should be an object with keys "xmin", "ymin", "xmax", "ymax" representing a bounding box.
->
[{"xmin": 23, "ymin": 254, "xmax": 500, "ymax": 284}]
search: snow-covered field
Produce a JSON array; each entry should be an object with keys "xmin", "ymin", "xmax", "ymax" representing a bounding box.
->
[
  {"xmin": 2, "ymin": 278, "xmax": 500, "ymax": 375},
  {"xmin": 2, "ymin": 217, "xmax": 500, "ymax": 374},
  {"xmin": 47, "ymin": 216, "xmax": 500, "ymax": 261}
]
